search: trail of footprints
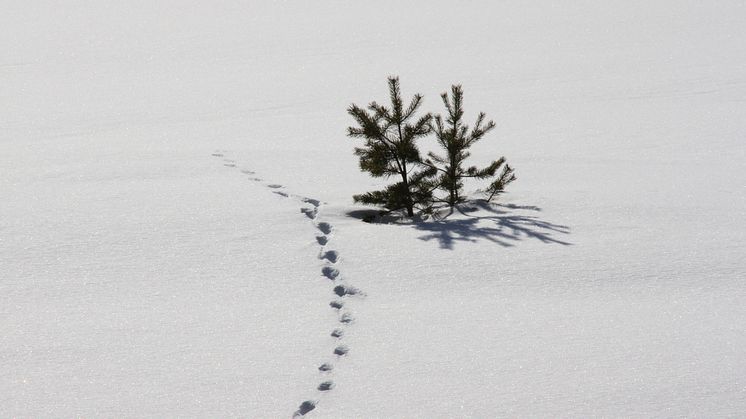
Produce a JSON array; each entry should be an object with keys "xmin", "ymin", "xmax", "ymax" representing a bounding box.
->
[{"xmin": 212, "ymin": 151, "xmax": 364, "ymax": 417}]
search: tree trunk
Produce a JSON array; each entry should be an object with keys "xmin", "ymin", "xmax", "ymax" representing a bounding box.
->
[
  {"xmin": 448, "ymin": 160, "xmax": 458, "ymax": 207},
  {"xmin": 400, "ymin": 164, "xmax": 414, "ymax": 217}
]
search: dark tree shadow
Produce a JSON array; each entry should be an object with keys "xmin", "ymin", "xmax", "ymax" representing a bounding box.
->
[{"xmin": 414, "ymin": 200, "xmax": 571, "ymax": 250}]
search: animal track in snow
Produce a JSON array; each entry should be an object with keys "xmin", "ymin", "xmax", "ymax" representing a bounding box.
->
[
  {"xmin": 320, "ymin": 250, "xmax": 339, "ymax": 263},
  {"xmin": 339, "ymin": 313, "xmax": 354, "ymax": 324},
  {"xmin": 294, "ymin": 400, "xmax": 316, "ymax": 417},
  {"xmin": 322, "ymin": 266, "xmax": 340, "ymax": 280},
  {"xmin": 319, "ymin": 363, "xmax": 334, "ymax": 372},
  {"xmin": 317, "ymin": 222, "xmax": 332, "ymax": 235},
  {"xmin": 302, "ymin": 197, "xmax": 321, "ymax": 207},
  {"xmin": 301, "ymin": 207, "xmax": 317, "ymax": 219},
  {"xmin": 318, "ymin": 381, "xmax": 334, "ymax": 391},
  {"xmin": 211, "ymin": 151, "xmax": 365, "ymax": 416},
  {"xmin": 334, "ymin": 284, "xmax": 361, "ymax": 297}
]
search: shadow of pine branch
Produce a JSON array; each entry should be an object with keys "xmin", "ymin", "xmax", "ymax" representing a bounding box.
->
[{"xmin": 414, "ymin": 201, "xmax": 572, "ymax": 250}]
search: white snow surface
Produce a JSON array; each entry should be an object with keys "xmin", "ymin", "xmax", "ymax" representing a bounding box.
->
[{"xmin": 2, "ymin": 1, "xmax": 745, "ymax": 417}]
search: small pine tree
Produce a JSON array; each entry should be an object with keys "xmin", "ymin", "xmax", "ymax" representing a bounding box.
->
[
  {"xmin": 347, "ymin": 77, "xmax": 432, "ymax": 216},
  {"xmin": 426, "ymin": 84, "xmax": 516, "ymax": 206}
]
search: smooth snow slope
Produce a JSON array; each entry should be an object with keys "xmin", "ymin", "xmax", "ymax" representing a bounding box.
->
[{"xmin": 2, "ymin": 1, "xmax": 745, "ymax": 417}]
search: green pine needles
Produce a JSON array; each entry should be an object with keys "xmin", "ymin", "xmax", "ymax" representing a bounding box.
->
[
  {"xmin": 426, "ymin": 84, "xmax": 516, "ymax": 206},
  {"xmin": 347, "ymin": 77, "xmax": 432, "ymax": 217},
  {"xmin": 347, "ymin": 76, "xmax": 516, "ymax": 217}
]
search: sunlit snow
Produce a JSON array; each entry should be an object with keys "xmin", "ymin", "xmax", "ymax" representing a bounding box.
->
[{"xmin": 2, "ymin": 1, "xmax": 745, "ymax": 417}]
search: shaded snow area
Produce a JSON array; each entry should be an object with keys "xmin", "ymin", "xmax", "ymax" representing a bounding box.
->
[{"xmin": 2, "ymin": 1, "xmax": 745, "ymax": 417}]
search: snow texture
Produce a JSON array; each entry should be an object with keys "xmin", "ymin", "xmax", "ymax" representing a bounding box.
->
[{"xmin": 2, "ymin": 1, "xmax": 745, "ymax": 417}]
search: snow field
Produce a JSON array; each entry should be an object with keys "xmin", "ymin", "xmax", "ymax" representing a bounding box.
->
[{"xmin": 2, "ymin": 0, "xmax": 746, "ymax": 417}]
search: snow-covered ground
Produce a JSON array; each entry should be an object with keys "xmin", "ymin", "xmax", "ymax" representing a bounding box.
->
[{"xmin": 2, "ymin": 1, "xmax": 745, "ymax": 417}]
